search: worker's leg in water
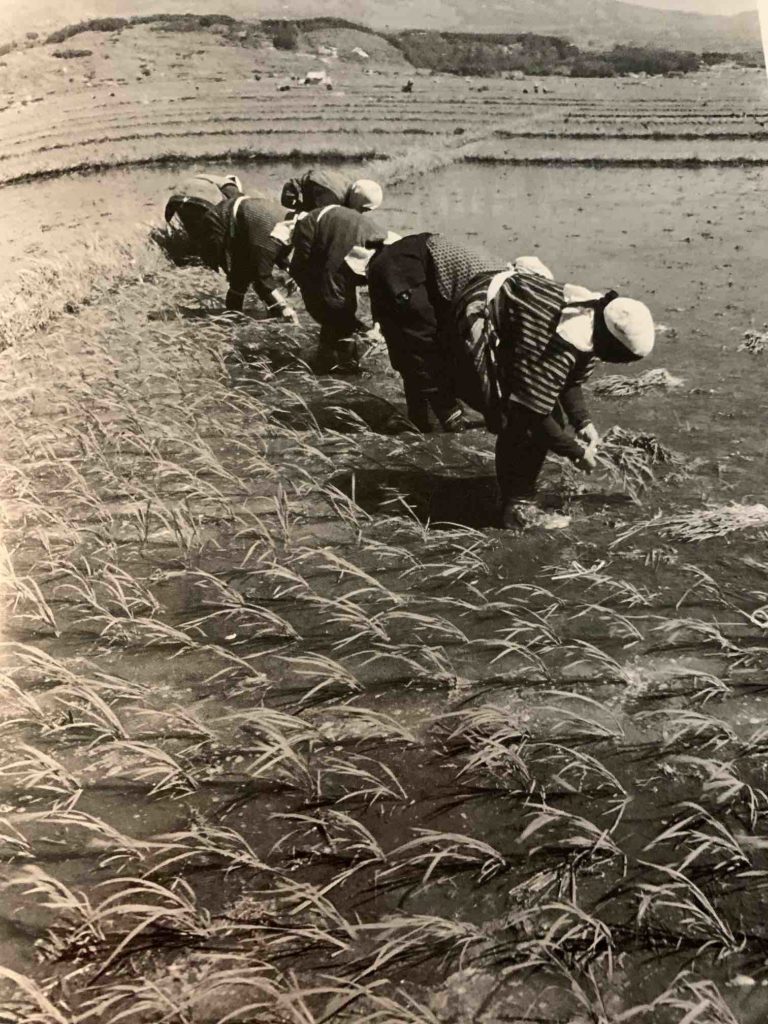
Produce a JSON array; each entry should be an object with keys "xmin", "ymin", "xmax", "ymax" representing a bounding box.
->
[
  {"xmin": 495, "ymin": 403, "xmax": 566, "ymax": 527},
  {"xmin": 315, "ymin": 298, "xmax": 361, "ymax": 373}
]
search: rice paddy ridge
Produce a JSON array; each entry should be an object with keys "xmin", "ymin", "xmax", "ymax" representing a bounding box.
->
[
  {"xmin": 0, "ymin": 48, "xmax": 765, "ymax": 189},
  {"xmin": 2, "ymin": 228, "xmax": 768, "ymax": 1022}
]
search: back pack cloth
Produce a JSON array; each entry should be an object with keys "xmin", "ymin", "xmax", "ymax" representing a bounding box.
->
[{"xmin": 453, "ymin": 270, "xmax": 572, "ymax": 432}]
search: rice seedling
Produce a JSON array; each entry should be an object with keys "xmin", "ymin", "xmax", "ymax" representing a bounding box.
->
[
  {"xmin": 79, "ymin": 963, "xmax": 281, "ymax": 1024},
  {"xmin": 93, "ymin": 739, "xmax": 202, "ymax": 797},
  {"xmin": 274, "ymin": 808, "xmax": 386, "ymax": 863},
  {"xmin": 649, "ymin": 974, "xmax": 740, "ymax": 1024},
  {"xmin": 0, "ymin": 675, "xmax": 50, "ymax": 731},
  {"xmin": 636, "ymin": 862, "xmax": 742, "ymax": 954},
  {"xmin": 671, "ymin": 755, "xmax": 768, "ymax": 829},
  {"xmin": 591, "ymin": 367, "xmax": 685, "ymax": 397},
  {"xmin": 0, "ymin": 817, "xmax": 33, "ymax": 859},
  {"xmin": 545, "ymin": 559, "xmax": 656, "ymax": 608},
  {"xmin": 36, "ymin": 808, "xmax": 153, "ymax": 866},
  {"xmin": 307, "ymin": 706, "xmax": 419, "ymax": 745},
  {"xmin": 47, "ymin": 682, "xmax": 130, "ymax": 742},
  {"xmin": 148, "ymin": 822, "xmax": 272, "ymax": 878},
  {"xmin": 520, "ymin": 805, "xmax": 624, "ymax": 864},
  {"xmin": 52, "ymin": 558, "xmax": 160, "ymax": 621},
  {"xmin": 0, "ymin": 743, "xmax": 81, "ymax": 800},
  {"xmin": 0, "ymin": 966, "xmax": 72, "ymax": 1024},
  {"xmin": 88, "ymin": 876, "xmax": 215, "ymax": 975},
  {"xmin": 534, "ymin": 690, "xmax": 627, "ymax": 741},
  {"xmin": 0, "ymin": 545, "xmax": 59, "ymax": 636},
  {"xmin": 675, "ymin": 563, "xmax": 729, "ymax": 610},
  {"xmin": 179, "ymin": 570, "xmax": 300, "ymax": 642},
  {"xmin": 278, "ymin": 652, "xmax": 362, "ymax": 706},
  {"xmin": 644, "ymin": 801, "xmax": 752, "ymax": 874},
  {"xmin": 532, "ymin": 743, "xmax": 628, "ymax": 799},
  {"xmin": 639, "ymin": 706, "xmax": 737, "ymax": 751},
  {"xmin": 323, "ymin": 754, "xmax": 408, "ymax": 808},
  {"xmin": 383, "ymin": 828, "xmax": 507, "ymax": 885},
  {"xmin": 220, "ymin": 708, "xmax": 318, "ymax": 793},
  {"xmin": 652, "ymin": 615, "xmax": 746, "ymax": 659},
  {"xmin": 350, "ymin": 914, "xmax": 486, "ymax": 979}
]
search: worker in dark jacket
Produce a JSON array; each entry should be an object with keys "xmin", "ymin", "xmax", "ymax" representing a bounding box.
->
[
  {"xmin": 290, "ymin": 205, "xmax": 387, "ymax": 371},
  {"xmin": 366, "ymin": 237, "xmax": 655, "ymax": 527},
  {"xmin": 366, "ymin": 233, "xmax": 502, "ymax": 432},
  {"xmin": 281, "ymin": 169, "xmax": 383, "ymax": 214},
  {"xmin": 179, "ymin": 194, "xmax": 296, "ymax": 320}
]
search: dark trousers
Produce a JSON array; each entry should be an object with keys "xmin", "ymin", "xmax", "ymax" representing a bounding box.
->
[
  {"xmin": 226, "ymin": 245, "xmax": 282, "ymax": 311},
  {"xmin": 495, "ymin": 403, "xmax": 566, "ymax": 503},
  {"xmin": 368, "ymin": 240, "xmax": 457, "ymax": 425},
  {"xmin": 302, "ymin": 285, "xmax": 364, "ymax": 370}
]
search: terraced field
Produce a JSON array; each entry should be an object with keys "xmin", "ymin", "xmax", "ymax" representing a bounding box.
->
[{"xmin": 2, "ymin": 20, "xmax": 768, "ymax": 1024}]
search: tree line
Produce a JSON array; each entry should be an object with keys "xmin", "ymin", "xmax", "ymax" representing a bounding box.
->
[{"xmin": 3, "ymin": 14, "xmax": 758, "ymax": 77}]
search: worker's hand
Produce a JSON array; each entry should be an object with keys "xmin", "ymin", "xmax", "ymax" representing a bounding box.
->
[
  {"xmin": 279, "ymin": 306, "xmax": 299, "ymax": 326},
  {"xmin": 573, "ymin": 444, "xmax": 598, "ymax": 474},
  {"xmin": 441, "ymin": 407, "xmax": 466, "ymax": 433},
  {"xmin": 577, "ymin": 422, "xmax": 600, "ymax": 449}
]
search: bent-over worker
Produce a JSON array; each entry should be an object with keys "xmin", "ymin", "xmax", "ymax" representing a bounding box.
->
[
  {"xmin": 164, "ymin": 173, "xmax": 244, "ymax": 256},
  {"xmin": 281, "ymin": 169, "xmax": 383, "ymax": 214},
  {"xmin": 454, "ymin": 266, "xmax": 655, "ymax": 528},
  {"xmin": 290, "ymin": 205, "xmax": 387, "ymax": 371},
  {"xmin": 182, "ymin": 193, "xmax": 297, "ymax": 321},
  {"xmin": 365, "ymin": 233, "xmax": 503, "ymax": 432}
]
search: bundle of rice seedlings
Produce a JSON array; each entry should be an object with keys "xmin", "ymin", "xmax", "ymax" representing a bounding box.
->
[
  {"xmin": 601, "ymin": 426, "xmax": 685, "ymax": 467},
  {"xmin": 619, "ymin": 503, "xmax": 768, "ymax": 545},
  {"xmin": 591, "ymin": 426, "xmax": 686, "ymax": 500},
  {"xmin": 739, "ymin": 327, "xmax": 768, "ymax": 355},
  {"xmin": 655, "ymin": 503, "xmax": 768, "ymax": 542},
  {"xmin": 591, "ymin": 367, "xmax": 685, "ymax": 398}
]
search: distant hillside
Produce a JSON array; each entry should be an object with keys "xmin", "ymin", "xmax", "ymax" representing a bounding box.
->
[
  {"xmin": 0, "ymin": 0, "xmax": 761, "ymax": 53},
  {"xmin": 11, "ymin": 13, "xmax": 756, "ymax": 80},
  {"xmin": 278, "ymin": 0, "xmax": 761, "ymax": 52}
]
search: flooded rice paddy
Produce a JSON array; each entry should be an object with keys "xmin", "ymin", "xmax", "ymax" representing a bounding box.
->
[{"xmin": 2, "ymin": 146, "xmax": 768, "ymax": 1024}]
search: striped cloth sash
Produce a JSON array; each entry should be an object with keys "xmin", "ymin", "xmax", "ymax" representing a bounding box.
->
[{"xmin": 454, "ymin": 270, "xmax": 598, "ymax": 430}]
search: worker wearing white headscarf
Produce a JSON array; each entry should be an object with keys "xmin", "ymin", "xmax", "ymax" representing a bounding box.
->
[
  {"xmin": 454, "ymin": 267, "xmax": 655, "ymax": 528},
  {"xmin": 281, "ymin": 169, "xmax": 384, "ymax": 213}
]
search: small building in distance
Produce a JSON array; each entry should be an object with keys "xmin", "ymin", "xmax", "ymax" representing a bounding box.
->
[{"xmin": 303, "ymin": 69, "xmax": 332, "ymax": 86}]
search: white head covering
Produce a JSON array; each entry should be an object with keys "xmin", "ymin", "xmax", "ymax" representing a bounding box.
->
[
  {"xmin": 347, "ymin": 179, "xmax": 384, "ymax": 212},
  {"xmin": 344, "ymin": 232, "xmax": 402, "ymax": 277},
  {"xmin": 556, "ymin": 287, "xmax": 654, "ymax": 359},
  {"xmin": 604, "ymin": 298, "xmax": 655, "ymax": 358},
  {"xmin": 514, "ymin": 256, "xmax": 554, "ymax": 280}
]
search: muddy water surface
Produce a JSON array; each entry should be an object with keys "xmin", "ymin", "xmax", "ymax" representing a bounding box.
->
[{"xmin": 3, "ymin": 157, "xmax": 768, "ymax": 1021}]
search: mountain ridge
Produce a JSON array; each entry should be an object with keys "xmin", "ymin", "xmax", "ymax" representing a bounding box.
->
[{"xmin": 0, "ymin": 0, "xmax": 761, "ymax": 52}]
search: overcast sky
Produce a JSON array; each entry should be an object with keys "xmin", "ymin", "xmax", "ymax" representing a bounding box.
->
[{"xmin": 628, "ymin": 0, "xmax": 755, "ymax": 12}]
